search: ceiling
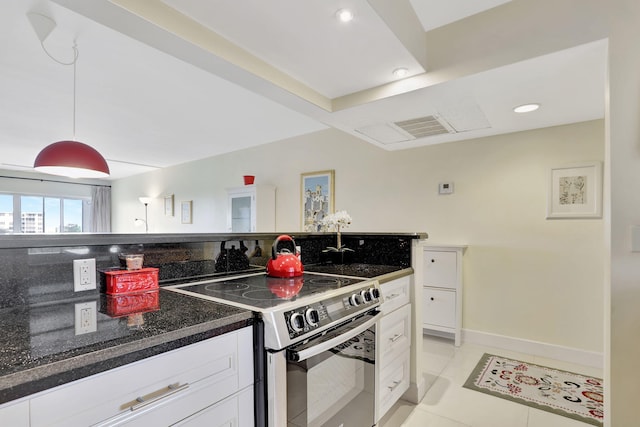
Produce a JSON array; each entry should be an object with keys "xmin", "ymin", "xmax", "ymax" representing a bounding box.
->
[{"xmin": 0, "ymin": 0, "xmax": 607, "ymax": 180}]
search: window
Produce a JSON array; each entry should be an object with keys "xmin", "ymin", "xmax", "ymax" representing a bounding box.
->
[
  {"xmin": 0, "ymin": 193, "xmax": 88, "ymax": 233},
  {"xmin": 0, "ymin": 194, "xmax": 13, "ymax": 234}
]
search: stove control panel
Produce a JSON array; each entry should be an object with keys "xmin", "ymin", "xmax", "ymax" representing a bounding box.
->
[{"xmin": 284, "ymin": 284, "xmax": 381, "ymax": 340}]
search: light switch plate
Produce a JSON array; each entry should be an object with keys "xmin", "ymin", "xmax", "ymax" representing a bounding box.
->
[
  {"xmin": 439, "ymin": 181, "xmax": 454, "ymax": 194},
  {"xmin": 631, "ymin": 226, "xmax": 640, "ymax": 252}
]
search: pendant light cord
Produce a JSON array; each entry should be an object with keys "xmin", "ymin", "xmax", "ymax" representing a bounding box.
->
[
  {"xmin": 40, "ymin": 42, "xmax": 79, "ymax": 138},
  {"xmin": 72, "ymin": 45, "xmax": 78, "ymax": 139},
  {"xmin": 39, "ymin": 40, "xmax": 78, "ymax": 66}
]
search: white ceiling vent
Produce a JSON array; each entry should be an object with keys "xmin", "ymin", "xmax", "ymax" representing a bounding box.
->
[
  {"xmin": 393, "ymin": 115, "xmax": 454, "ymax": 139},
  {"xmin": 355, "ymin": 123, "xmax": 414, "ymax": 145},
  {"xmin": 355, "ymin": 115, "xmax": 455, "ymax": 145}
]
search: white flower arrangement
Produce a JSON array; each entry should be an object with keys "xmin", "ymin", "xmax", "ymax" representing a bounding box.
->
[
  {"xmin": 320, "ymin": 210, "xmax": 352, "ymax": 232},
  {"xmin": 321, "ymin": 210, "xmax": 354, "ymax": 253}
]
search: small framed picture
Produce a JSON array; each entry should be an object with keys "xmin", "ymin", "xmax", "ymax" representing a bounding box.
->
[
  {"xmin": 546, "ymin": 162, "xmax": 602, "ymax": 219},
  {"xmin": 301, "ymin": 170, "xmax": 335, "ymax": 231},
  {"xmin": 181, "ymin": 201, "xmax": 192, "ymax": 224},
  {"xmin": 164, "ymin": 194, "xmax": 174, "ymax": 216}
]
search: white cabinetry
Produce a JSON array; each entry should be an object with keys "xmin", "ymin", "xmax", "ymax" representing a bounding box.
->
[
  {"xmin": 26, "ymin": 327, "xmax": 254, "ymax": 427},
  {"xmin": 0, "ymin": 400, "xmax": 29, "ymax": 426},
  {"xmin": 422, "ymin": 246, "xmax": 465, "ymax": 346},
  {"xmin": 226, "ymin": 185, "xmax": 275, "ymax": 232},
  {"xmin": 376, "ymin": 275, "xmax": 412, "ymax": 421}
]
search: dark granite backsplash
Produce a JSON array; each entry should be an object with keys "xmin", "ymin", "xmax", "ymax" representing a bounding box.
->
[{"xmin": 0, "ymin": 233, "xmax": 421, "ymax": 309}]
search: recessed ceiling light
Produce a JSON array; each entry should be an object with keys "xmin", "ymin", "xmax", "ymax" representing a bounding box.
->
[
  {"xmin": 393, "ymin": 68, "xmax": 409, "ymax": 78},
  {"xmin": 336, "ymin": 9, "xmax": 354, "ymax": 22},
  {"xmin": 513, "ymin": 103, "xmax": 540, "ymax": 113}
]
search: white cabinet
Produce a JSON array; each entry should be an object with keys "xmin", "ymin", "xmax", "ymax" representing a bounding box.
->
[
  {"xmin": 27, "ymin": 327, "xmax": 254, "ymax": 427},
  {"xmin": 422, "ymin": 246, "xmax": 465, "ymax": 346},
  {"xmin": 0, "ymin": 399, "xmax": 29, "ymax": 426},
  {"xmin": 226, "ymin": 185, "xmax": 275, "ymax": 232},
  {"xmin": 376, "ymin": 275, "xmax": 412, "ymax": 421}
]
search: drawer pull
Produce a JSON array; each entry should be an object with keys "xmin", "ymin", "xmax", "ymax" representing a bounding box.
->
[
  {"xmin": 387, "ymin": 380, "xmax": 401, "ymax": 391},
  {"xmin": 430, "ymin": 297, "xmax": 435, "ymax": 301},
  {"xmin": 431, "ymin": 259, "xmax": 435, "ymax": 263},
  {"xmin": 126, "ymin": 382, "xmax": 190, "ymax": 411},
  {"xmin": 389, "ymin": 333, "xmax": 403, "ymax": 343},
  {"xmin": 386, "ymin": 293, "xmax": 400, "ymax": 300}
]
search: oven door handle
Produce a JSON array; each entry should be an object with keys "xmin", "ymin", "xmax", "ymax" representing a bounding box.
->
[{"xmin": 288, "ymin": 312, "xmax": 380, "ymax": 362}]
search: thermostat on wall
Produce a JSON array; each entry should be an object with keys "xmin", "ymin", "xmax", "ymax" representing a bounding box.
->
[{"xmin": 438, "ymin": 181, "xmax": 454, "ymax": 194}]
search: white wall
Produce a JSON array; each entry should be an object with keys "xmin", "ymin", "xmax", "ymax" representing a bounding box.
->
[
  {"xmin": 112, "ymin": 120, "xmax": 604, "ymax": 355},
  {"xmin": 607, "ymin": 1, "xmax": 640, "ymax": 424}
]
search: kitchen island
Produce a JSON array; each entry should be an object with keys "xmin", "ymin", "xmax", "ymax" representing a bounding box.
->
[{"xmin": 0, "ymin": 232, "xmax": 427, "ymax": 425}]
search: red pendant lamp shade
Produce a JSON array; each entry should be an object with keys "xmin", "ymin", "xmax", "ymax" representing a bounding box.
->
[{"xmin": 34, "ymin": 140, "xmax": 110, "ymax": 178}]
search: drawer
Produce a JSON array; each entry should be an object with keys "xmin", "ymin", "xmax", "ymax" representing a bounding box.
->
[
  {"xmin": 173, "ymin": 386, "xmax": 254, "ymax": 427},
  {"xmin": 0, "ymin": 399, "xmax": 29, "ymax": 426},
  {"xmin": 30, "ymin": 327, "xmax": 253, "ymax": 427},
  {"xmin": 112, "ymin": 384, "xmax": 254, "ymax": 427},
  {"xmin": 423, "ymin": 287, "xmax": 456, "ymax": 328},
  {"xmin": 379, "ymin": 304, "xmax": 411, "ymax": 366},
  {"xmin": 423, "ymin": 250, "xmax": 457, "ymax": 288},
  {"xmin": 380, "ymin": 276, "xmax": 410, "ymax": 314},
  {"xmin": 377, "ymin": 352, "xmax": 410, "ymax": 420}
]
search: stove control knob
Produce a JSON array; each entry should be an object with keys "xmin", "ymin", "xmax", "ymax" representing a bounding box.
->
[
  {"xmin": 360, "ymin": 289, "xmax": 372, "ymax": 302},
  {"xmin": 369, "ymin": 288, "xmax": 380, "ymax": 300},
  {"xmin": 290, "ymin": 312, "xmax": 305, "ymax": 332},
  {"xmin": 305, "ymin": 308, "xmax": 319, "ymax": 327},
  {"xmin": 349, "ymin": 294, "xmax": 362, "ymax": 306}
]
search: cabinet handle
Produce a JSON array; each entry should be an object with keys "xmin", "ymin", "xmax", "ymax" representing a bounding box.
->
[
  {"xmin": 125, "ymin": 382, "xmax": 190, "ymax": 411},
  {"xmin": 387, "ymin": 380, "xmax": 402, "ymax": 391},
  {"xmin": 431, "ymin": 259, "xmax": 435, "ymax": 263},
  {"xmin": 430, "ymin": 297, "xmax": 435, "ymax": 301},
  {"xmin": 387, "ymin": 293, "xmax": 400, "ymax": 300},
  {"xmin": 389, "ymin": 333, "xmax": 403, "ymax": 343}
]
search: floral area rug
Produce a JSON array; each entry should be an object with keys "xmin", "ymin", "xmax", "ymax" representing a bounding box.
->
[{"xmin": 463, "ymin": 353, "xmax": 603, "ymax": 425}]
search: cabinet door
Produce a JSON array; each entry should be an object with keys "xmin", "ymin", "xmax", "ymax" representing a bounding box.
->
[
  {"xmin": 229, "ymin": 193, "xmax": 254, "ymax": 232},
  {"xmin": 423, "ymin": 288, "xmax": 456, "ymax": 328},
  {"xmin": 423, "ymin": 251, "xmax": 457, "ymax": 288}
]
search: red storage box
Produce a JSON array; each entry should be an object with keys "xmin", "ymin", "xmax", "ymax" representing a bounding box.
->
[
  {"xmin": 103, "ymin": 267, "xmax": 159, "ymax": 295},
  {"xmin": 102, "ymin": 290, "xmax": 160, "ymax": 317}
]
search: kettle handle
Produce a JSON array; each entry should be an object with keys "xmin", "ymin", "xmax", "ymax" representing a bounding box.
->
[{"xmin": 271, "ymin": 235, "xmax": 297, "ymax": 260}]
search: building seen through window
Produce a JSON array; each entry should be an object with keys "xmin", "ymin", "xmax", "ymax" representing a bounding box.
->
[{"xmin": 0, "ymin": 194, "xmax": 86, "ymax": 234}]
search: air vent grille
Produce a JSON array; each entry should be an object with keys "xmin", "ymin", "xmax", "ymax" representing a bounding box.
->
[{"xmin": 394, "ymin": 115, "xmax": 453, "ymax": 138}]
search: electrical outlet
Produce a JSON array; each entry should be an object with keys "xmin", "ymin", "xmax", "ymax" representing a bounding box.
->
[
  {"xmin": 74, "ymin": 301, "xmax": 97, "ymax": 335},
  {"xmin": 73, "ymin": 258, "xmax": 96, "ymax": 292}
]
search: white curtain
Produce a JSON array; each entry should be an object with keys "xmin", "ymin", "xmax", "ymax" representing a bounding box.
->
[{"xmin": 90, "ymin": 186, "xmax": 111, "ymax": 232}]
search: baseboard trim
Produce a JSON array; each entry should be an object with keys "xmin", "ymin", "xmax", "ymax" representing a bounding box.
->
[
  {"xmin": 402, "ymin": 376, "xmax": 426, "ymax": 404},
  {"xmin": 462, "ymin": 328, "xmax": 603, "ymax": 369}
]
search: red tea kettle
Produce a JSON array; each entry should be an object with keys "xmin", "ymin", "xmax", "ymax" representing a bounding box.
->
[{"xmin": 266, "ymin": 235, "xmax": 303, "ymax": 278}]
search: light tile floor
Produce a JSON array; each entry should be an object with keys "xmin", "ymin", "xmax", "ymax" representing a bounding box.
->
[{"xmin": 380, "ymin": 334, "xmax": 603, "ymax": 427}]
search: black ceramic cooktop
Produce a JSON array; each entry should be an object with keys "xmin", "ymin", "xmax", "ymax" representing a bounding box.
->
[{"xmin": 169, "ymin": 272, "xmax": 367, "ymax": 310}]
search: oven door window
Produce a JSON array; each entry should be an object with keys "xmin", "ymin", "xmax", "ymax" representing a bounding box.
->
[{"xmin": 286, "ymin": 314, "xmax": 377, "ymax": 427}]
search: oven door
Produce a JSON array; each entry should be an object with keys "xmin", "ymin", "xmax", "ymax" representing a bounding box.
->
[{"xmin": 267, "ymin": 310, "xmax": 380, "ymax": 427}]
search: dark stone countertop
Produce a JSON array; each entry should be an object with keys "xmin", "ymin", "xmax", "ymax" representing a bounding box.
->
[
  {"xmin": 0, "ymin": 262, "xmax": 415, "ymax": 406},
  {"xmin": 304, "ymin": 263, "xmax": 413, "ymax": 281},
  {"xmin": 0, "ymin": 289, "xmax": 254, "ymax": 405}
]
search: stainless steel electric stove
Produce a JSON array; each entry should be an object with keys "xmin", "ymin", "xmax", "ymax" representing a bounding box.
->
[
  {"xmin": 167, "ymin": 271, "xmax": 383, "ymax": 427},
  {"xmin": 166, "ymin": 271, "xmax": 381, "ymax": 350}
]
